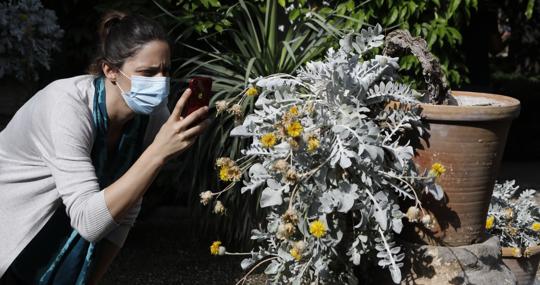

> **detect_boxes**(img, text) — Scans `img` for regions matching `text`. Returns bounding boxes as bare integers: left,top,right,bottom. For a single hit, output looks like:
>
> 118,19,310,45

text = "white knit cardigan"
0,75,169,277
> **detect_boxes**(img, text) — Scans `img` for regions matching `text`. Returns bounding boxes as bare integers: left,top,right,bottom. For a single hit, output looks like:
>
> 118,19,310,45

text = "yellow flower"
217,158,241,182
210,241,221,255
307,137,320,152
245,87,258,97
290,247,302,261
531,222,540,232
512,247,522,257
219,166,230,181
286,121,303,138
309,220,327,238
289,106,299,116
486,215,495,230
430,162,446,177
261,133,277,148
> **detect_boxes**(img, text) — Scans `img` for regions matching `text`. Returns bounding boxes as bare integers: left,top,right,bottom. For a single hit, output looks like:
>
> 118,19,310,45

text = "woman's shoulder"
39,75,97,109
31,75,97,135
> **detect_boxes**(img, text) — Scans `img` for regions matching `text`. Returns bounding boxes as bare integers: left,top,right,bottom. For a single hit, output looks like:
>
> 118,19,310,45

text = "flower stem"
234,257,279,285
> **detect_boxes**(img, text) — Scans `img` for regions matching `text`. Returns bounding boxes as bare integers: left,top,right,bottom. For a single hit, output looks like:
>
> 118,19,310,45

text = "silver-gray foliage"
215,24,443,284
487,180,540,249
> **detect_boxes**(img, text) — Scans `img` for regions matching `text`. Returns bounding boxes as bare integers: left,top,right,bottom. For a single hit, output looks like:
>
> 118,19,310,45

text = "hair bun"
98,10,127,43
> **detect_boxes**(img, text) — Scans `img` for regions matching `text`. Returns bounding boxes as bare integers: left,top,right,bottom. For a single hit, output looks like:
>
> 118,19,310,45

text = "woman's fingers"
177,106,209,131
169,88,192,121
182,118,211,139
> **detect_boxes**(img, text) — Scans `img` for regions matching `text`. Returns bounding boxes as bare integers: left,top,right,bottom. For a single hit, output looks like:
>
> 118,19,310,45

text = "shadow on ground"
101,207,246,285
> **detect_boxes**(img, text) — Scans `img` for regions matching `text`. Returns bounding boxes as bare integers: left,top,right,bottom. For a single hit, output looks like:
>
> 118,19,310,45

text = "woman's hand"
104,89,209,223
149,88,210,163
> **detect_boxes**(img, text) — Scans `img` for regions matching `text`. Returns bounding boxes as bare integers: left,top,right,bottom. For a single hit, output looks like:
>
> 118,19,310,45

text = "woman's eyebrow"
135,64,170,72
135,66,161,72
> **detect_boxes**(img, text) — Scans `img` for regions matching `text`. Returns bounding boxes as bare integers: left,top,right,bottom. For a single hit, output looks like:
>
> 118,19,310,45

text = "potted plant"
487,180,540,285
382,29,521,246
168,0,479,247
200,24,449,284
0,0,63,126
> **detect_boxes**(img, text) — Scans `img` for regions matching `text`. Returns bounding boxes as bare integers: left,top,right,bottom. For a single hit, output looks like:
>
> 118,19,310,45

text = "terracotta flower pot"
502,247,540,285
407,91,520,246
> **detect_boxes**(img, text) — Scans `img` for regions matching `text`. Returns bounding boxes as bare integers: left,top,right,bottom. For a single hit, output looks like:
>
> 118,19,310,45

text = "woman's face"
114,40,171,92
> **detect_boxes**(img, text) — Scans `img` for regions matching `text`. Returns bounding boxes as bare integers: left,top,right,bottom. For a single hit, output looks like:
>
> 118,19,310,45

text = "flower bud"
421,214,432,227
294,240,306,252
213,200,226,215
282,208,299,225
406,206,420,222
218,246,226,256
199,191,213,206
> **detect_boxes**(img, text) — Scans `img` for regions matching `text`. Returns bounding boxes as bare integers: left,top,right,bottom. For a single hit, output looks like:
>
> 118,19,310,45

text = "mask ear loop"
115,69,131,95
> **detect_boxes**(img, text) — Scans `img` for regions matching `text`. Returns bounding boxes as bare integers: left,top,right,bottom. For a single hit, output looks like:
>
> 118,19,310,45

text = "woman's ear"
102,62,118,84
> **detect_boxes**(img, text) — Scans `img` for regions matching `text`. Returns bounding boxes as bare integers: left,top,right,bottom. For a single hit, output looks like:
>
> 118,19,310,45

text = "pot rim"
420,91,521,122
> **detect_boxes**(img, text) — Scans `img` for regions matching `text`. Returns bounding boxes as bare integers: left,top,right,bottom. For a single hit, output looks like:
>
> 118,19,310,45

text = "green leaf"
283,40,297,64
446,0,461,19
208,0,221,7
289,9,300,21
427,31,437,49
525,0,535,19
278,0,286,8
387,7,399,25
244,57,257,86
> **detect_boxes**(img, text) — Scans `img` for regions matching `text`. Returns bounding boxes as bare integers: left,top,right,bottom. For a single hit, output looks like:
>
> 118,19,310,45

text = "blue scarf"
8,76,149,284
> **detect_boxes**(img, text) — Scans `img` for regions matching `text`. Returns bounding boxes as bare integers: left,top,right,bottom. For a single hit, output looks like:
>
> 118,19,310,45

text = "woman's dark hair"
88,11,168,75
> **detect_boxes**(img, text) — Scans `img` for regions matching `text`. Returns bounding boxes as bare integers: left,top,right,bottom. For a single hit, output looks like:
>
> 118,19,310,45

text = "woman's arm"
103,88,209,222
102,143,165,220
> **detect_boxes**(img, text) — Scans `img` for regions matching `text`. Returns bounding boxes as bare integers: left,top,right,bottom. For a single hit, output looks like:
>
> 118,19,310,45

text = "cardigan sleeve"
44,91,119,243
104,198,142,247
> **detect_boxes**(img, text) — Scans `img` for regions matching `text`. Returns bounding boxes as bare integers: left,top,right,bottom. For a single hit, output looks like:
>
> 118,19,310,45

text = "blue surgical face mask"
116,70,170,115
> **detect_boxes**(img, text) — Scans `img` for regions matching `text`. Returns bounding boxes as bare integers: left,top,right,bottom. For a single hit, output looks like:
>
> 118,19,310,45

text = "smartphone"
182,77,213,117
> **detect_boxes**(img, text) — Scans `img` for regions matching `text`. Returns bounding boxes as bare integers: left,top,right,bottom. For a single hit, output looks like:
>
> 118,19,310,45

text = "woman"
0,11,210,284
